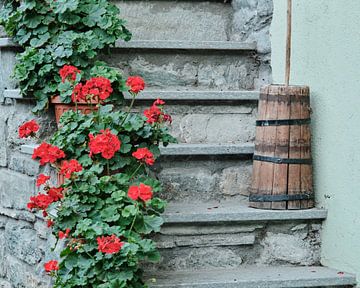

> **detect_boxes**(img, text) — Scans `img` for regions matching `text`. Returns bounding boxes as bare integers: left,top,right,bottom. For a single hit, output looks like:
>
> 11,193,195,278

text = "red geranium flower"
71,83,85,103
97,235,124,254
88,129,121,159
143,99,172,124
47,187,64,201
144,105,162,124
32,142,66,165
44,260,59,272
18,120,39,138
60,160,83,179
126,76,145,94
27,194,54,211
59,65,81,83
58,228,71,239
127,183,153,202
47,219,54,227
82,77,113,101
132,147,155,166
36,174,50,187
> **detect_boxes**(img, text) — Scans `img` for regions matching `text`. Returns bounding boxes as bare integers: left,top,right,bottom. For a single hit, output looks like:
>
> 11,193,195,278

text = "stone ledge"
4,89,259,102
21,143,255,156
163,201,327,224
160,143,254,156
147,266,356,288
0,207,35,223
0,37,257,51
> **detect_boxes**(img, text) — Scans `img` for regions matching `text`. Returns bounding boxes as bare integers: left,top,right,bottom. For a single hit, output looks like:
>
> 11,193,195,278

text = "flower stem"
129,163,142,179
120,92,136,127
128,205,139,234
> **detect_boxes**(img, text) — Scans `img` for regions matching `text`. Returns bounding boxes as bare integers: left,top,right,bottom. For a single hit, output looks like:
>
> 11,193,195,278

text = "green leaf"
135,215,164,234
30,32,50,47
121,205,137,218
53,0,79,14
101,206,120,222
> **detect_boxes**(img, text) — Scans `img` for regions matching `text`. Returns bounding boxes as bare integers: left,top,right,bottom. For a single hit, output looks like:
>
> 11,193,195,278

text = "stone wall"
0,0,274,286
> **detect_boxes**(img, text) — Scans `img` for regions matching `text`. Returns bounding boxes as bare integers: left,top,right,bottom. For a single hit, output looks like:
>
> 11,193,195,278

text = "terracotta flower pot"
50,96,99,126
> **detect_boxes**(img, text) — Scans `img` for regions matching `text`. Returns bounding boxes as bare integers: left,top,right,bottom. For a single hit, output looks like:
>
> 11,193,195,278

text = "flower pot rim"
50,95,100,105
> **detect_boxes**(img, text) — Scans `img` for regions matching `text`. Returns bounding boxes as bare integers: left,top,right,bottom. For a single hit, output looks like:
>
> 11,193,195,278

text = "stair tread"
160,143,255,156
4,89,260,101
147,266,356,287
0,37,257,51
163,200,327,224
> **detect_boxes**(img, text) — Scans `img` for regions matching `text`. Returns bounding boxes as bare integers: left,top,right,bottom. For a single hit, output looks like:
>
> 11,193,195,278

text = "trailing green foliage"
0,0,131,112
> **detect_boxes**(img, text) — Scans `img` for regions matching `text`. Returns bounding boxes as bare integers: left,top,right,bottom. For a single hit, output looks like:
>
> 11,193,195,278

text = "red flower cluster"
71,77,112,102
27,194,54,210
89,129,121,159
36,174,50,187
128,183,153,202
71,83,84,103
60,159,83,178
47,219,54,227
97,235,124,254
18,120,39,138
59,65,81,83
144,99,172,124
59,228,71,239
44,260,59,272
132,148,155,166
126,76,145,94
32,142,66,165
47,187,64,201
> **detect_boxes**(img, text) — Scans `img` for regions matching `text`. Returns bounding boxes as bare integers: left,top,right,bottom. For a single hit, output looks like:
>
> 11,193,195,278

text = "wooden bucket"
249,84,314,210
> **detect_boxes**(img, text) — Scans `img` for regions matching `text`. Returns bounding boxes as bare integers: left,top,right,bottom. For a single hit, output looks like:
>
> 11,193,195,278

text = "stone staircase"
0,0,357,287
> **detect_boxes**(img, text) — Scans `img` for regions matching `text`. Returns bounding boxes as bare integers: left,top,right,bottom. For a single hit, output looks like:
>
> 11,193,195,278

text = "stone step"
21,143,254,201
148,200,327,271
0,38,257,51
146,266,356,288
4,88,260,102
0,38,263,91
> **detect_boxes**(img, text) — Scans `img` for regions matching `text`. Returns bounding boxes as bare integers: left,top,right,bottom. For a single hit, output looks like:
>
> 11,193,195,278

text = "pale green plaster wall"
271,0,360,277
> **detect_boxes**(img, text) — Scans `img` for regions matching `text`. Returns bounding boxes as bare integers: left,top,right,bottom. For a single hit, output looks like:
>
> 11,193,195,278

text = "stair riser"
147,220,322,271
116,1,233,42
153,157,252,202
103,50,259,90
134,103,257,145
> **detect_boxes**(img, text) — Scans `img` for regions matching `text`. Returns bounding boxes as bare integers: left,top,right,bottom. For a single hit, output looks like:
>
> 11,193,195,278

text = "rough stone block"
154,247,243,271
157,167,218,201
105,51,258,90
5,221,43,265
116,1,232,41
258,231,321,266
219,164,253,196
0,230,5,278
0,279,12,288
9,152,40,177
4,255,51,288
0,169,35,210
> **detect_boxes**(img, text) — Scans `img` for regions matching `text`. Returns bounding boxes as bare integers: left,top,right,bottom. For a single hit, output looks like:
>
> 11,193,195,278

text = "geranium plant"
20,69,176,287
0,0,131,112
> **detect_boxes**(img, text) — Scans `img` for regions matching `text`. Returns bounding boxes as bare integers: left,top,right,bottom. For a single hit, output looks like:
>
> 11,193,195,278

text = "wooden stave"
249,85,314,210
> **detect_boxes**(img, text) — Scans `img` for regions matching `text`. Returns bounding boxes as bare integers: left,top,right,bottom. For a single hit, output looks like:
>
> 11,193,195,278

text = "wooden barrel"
249,84,314,210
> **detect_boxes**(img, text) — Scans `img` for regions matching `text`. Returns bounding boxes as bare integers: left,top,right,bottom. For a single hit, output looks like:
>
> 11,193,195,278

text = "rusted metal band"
253,155,312,164
256,118,311,127
249,193,314,202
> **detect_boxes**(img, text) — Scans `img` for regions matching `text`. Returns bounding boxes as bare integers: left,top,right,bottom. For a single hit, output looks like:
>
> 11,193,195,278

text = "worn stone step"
147,200,327,271
21,143,254,201
5,89,258,145
4,88,260,102
0,38,256,51
146,266,356,288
